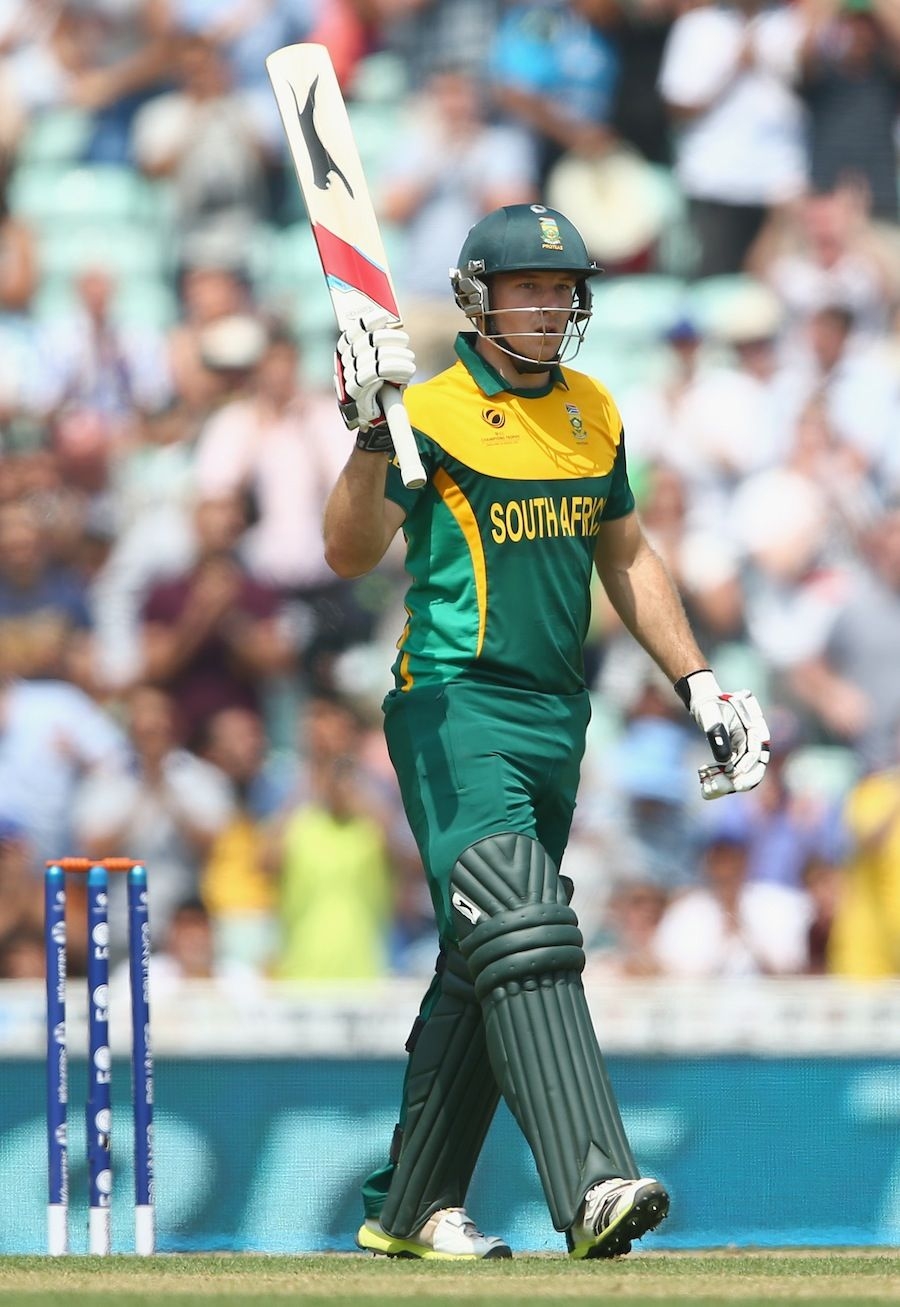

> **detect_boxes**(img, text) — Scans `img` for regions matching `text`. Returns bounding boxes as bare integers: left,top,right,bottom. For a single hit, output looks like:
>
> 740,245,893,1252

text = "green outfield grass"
1,1251,899,1307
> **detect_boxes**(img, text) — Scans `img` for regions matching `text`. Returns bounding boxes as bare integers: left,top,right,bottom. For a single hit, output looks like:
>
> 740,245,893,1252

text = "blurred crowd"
0,0,898,987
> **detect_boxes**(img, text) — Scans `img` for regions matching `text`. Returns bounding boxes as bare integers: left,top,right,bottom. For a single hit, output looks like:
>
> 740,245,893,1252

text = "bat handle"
706,724,732,765
383,386,426,490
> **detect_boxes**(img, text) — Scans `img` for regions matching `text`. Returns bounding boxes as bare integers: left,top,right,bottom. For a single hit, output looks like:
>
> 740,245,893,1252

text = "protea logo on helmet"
538,216,563,251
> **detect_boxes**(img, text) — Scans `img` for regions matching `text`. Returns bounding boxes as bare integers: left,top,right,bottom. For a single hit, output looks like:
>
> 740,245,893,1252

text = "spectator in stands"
92,395,208,692
108,400,197,542
0,1,169,165
748,188,896,342
827,729,900,976
388,846,440,977
0,925,45,979
288,690,400,832
728,467,853,702
622,289,788,530
772,305,899,489
658,0,806,276
567,653,706,949
788,506,900,770
139,491,294,749
379,64,538,377
0,449,98,622
0,159,37,317
636,461,746,658
192,320,373,692
130,28,270,269
0,674,124,873
194,310,268,419
489,0,622,186
609,0,675,165
585,877,668,979
45,264,173,497
77,2,173,166
0,816,43,963
72,684,234,949
0,498,94,683
111,895,262,1002
689,284,789,483
47,264,172,426
152,0,313,139
653,828,812,976
782,398,882,551
0,1,39,161
803,851,843,973
378,0,504,89
274,752,394,980
618,315,707,472
152,894,232,980
199,705,293,972
797,0,900,225
298,0,375,92
151,0,316,223
168,262,259,416
0,160,46,436
605,680,705,893
0,673,124,976
93,311,267,694
309,693,444,979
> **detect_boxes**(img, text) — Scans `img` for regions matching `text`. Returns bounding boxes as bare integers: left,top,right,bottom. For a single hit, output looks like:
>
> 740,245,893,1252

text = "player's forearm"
323,448,396,578
597,542,707,683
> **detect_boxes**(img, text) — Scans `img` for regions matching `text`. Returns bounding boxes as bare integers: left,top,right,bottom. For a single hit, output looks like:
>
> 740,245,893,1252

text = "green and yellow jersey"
384,333,635,696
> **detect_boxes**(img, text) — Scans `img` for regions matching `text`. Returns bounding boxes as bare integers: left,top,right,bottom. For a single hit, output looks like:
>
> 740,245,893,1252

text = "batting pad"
452,833,638,1231
380,947,501,1238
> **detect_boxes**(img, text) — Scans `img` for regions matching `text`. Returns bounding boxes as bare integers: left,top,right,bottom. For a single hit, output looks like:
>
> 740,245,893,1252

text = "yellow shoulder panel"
404,364,623,481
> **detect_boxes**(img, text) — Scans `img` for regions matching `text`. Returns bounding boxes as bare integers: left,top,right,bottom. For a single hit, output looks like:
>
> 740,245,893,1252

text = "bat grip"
706,725,732,765
383,386,426,490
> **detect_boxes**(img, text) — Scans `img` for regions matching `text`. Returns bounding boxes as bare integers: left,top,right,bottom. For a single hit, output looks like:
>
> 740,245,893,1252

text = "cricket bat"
266,43,426,489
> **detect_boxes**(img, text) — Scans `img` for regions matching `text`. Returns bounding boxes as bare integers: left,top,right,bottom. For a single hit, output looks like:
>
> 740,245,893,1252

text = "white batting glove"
674,669,771,801
334,307,416,448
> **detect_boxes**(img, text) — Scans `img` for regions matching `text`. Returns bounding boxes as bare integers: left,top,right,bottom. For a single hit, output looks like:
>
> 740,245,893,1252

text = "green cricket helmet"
450,204,600,365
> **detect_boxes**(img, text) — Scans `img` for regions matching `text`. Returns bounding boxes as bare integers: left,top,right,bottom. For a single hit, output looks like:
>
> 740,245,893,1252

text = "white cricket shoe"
357,1206,512,1259
568,1176,669,1259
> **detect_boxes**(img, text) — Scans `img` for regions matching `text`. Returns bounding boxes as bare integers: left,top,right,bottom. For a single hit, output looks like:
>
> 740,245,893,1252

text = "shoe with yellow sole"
357,1207,512,1259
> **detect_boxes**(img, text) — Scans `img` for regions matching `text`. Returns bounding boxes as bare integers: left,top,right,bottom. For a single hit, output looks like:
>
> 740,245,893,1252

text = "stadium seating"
686,274,776,339
590,276,688,342
9,163,161,229
37,223,169,282
16,108,92,166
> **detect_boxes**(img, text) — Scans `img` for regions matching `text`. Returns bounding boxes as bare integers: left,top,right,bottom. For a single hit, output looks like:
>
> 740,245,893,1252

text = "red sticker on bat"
313,224,399,317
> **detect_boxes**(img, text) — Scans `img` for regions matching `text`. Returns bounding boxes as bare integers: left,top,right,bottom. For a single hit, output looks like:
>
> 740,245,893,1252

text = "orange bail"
46,857,144,873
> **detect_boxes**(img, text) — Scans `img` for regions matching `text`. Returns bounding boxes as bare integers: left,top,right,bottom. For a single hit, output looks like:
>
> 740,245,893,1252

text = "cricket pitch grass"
2,1250,899,1307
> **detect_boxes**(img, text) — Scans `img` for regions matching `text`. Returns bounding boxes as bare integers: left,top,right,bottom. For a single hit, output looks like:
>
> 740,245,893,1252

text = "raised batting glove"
334,307,416,453
674,668,771,801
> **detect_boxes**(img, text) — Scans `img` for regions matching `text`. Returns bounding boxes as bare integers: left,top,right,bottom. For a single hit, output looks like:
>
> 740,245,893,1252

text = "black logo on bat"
291,75,354,197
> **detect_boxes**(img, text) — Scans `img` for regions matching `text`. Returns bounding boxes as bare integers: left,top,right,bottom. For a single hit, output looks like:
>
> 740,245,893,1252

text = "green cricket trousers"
383,680,591,944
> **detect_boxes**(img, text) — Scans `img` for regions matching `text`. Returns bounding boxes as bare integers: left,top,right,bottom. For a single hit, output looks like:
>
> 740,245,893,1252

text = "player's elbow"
323,540,374,579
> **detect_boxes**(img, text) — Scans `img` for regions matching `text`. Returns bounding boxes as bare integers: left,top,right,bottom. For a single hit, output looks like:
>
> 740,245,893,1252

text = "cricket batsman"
323,204,770,1258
